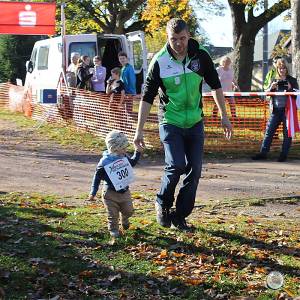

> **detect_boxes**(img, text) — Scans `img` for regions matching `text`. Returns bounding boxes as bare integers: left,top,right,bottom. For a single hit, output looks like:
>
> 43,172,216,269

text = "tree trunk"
232,31,257,91
228,0,290,91
291,0,300,84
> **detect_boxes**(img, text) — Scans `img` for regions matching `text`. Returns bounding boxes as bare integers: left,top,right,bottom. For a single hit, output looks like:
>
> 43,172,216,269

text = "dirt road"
1,118,299,217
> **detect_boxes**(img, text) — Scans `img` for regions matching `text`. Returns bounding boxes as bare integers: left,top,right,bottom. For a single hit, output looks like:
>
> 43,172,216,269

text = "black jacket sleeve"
201,50,221,90
127,151,141,167
142,60,161,105
90,165,105,196
287,75,299,90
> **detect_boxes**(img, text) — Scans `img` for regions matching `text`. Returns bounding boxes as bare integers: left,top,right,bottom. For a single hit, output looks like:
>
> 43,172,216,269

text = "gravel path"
1,118,299,219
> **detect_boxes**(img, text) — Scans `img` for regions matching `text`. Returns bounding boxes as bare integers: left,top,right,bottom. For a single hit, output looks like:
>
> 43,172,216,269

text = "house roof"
253,29,290,62
206,46,233,60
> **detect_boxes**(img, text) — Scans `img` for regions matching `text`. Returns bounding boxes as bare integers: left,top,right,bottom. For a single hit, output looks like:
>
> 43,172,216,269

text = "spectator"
106,67,125,104
106,67,126,129
76,55,93,90
134,18,232,231
212,56,239,119
66,52,80,87
88,130,141,238
252,58,299,162
118,52,136,95
91,56,106,93
263,56,281,91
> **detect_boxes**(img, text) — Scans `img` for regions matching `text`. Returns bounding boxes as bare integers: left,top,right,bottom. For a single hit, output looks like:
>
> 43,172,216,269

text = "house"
207,46,233,62
206,30,291,91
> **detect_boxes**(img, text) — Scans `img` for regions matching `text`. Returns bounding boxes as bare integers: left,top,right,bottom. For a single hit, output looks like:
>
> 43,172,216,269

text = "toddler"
89,130,140,237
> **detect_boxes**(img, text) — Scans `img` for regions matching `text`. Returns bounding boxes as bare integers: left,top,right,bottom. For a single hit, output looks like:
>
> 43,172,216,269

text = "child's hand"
134,143,142,152
88,194,96,201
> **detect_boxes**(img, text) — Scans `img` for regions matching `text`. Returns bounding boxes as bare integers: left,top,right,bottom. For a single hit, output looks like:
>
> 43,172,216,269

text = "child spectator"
118,52,136,95
106,67,125,102
106,68,126,129
91,56,106,93
88,130,141,238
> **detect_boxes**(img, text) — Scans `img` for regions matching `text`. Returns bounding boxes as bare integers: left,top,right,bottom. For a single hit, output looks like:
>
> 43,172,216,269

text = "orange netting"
1,83,300,152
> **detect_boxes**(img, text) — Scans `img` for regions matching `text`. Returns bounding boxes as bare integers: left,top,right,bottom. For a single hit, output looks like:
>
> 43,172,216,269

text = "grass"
0,108,106,152
0,192,299,299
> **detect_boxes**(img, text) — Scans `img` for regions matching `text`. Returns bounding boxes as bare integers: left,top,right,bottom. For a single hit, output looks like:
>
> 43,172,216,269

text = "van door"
25,37,62,101
30,44,51,101
126,31,148,94
98,35,124,83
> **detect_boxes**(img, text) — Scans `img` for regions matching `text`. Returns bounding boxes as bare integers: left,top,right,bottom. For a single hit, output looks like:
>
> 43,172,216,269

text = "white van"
25,31,148,100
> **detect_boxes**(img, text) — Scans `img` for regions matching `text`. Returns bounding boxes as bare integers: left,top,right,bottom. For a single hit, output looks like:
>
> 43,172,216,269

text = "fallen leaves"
79,270,94,278
1,192,299,299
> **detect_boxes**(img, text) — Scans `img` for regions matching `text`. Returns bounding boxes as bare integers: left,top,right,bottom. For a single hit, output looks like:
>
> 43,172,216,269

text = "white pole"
262,0,268,90
61,1,66,72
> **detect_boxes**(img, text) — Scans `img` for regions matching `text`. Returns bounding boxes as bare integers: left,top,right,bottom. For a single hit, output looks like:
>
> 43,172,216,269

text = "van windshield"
68,42,96,64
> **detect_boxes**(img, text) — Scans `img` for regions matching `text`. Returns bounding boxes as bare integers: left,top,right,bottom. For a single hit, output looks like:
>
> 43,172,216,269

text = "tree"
141,0,196,36
61,0,201,35
228,0,290,91
141,0,201,53
291,0,300,83
61,0,146,34
0,35,41,84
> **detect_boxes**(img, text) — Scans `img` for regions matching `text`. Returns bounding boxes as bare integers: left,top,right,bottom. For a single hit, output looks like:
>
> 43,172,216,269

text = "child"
106,67,126,129
89,130,141,238
106,67,125,105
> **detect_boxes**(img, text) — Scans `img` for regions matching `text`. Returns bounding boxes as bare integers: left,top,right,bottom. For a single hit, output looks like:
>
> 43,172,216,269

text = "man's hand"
221,116,233,140
134,131,145,152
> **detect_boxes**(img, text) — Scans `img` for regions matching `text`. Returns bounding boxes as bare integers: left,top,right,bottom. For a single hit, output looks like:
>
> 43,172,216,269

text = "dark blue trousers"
261,107,292,156
157,121,204,218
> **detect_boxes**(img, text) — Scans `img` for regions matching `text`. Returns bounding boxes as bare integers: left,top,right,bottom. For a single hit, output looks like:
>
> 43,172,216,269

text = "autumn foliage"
141,0,193,35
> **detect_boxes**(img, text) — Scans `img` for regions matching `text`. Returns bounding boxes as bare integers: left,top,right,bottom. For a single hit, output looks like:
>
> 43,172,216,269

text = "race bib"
104,157,134,191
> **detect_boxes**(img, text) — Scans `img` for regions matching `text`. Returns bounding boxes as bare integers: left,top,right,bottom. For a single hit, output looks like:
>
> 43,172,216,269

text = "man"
118,52,136,95
66,52,80,87
133,18,232,231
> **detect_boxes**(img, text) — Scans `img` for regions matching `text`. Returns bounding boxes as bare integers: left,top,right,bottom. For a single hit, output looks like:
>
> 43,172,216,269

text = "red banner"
0,1,56,35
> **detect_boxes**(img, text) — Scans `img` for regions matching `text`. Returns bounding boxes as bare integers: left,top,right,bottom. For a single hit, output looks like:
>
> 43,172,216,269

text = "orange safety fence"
1,82,300,152
0,83,10,107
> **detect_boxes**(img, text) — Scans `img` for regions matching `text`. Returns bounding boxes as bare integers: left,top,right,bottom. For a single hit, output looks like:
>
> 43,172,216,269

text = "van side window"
132,40,143,71
69,42,96,64
31,48,38,69
37,46,49,70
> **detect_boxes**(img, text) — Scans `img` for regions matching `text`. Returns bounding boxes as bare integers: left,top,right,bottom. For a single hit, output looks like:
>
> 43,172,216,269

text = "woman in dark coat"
252,58,299,162
76,55,93,90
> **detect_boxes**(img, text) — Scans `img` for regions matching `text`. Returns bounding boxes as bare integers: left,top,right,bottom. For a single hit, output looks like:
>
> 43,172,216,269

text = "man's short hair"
118,51,128,58
166,18,188,34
